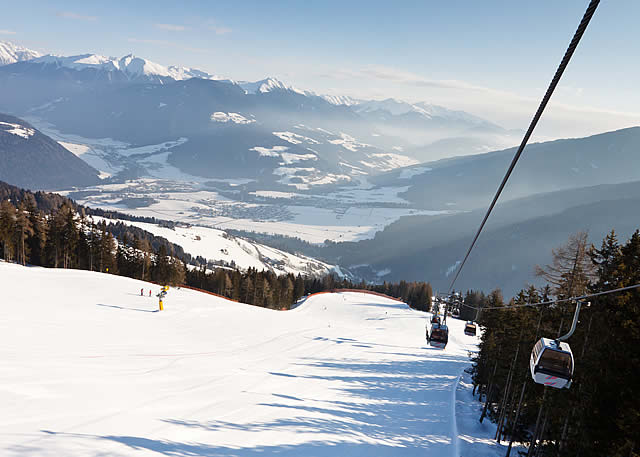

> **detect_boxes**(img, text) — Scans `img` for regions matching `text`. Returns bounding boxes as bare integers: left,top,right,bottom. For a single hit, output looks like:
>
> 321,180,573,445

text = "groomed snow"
0,262,503,456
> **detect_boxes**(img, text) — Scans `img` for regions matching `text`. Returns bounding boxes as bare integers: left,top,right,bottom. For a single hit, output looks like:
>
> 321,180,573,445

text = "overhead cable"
447,0,601,293
458,282,640,311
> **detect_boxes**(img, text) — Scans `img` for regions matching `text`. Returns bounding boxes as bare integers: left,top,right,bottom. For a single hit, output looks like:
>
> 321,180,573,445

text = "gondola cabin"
529,338,574,389
464,321,477,336
428,323,449,348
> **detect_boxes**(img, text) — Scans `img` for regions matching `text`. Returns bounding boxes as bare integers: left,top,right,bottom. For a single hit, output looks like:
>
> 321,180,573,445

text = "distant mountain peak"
26,52,230,83
0,41,41,66
321,94,359,106
238,77,306,95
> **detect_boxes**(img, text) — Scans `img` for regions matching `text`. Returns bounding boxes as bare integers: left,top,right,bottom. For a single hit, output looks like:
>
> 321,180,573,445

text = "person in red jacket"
140,288,144,296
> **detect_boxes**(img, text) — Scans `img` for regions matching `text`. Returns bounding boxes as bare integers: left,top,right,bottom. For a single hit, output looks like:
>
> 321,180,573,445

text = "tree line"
470,230,640,457
0,182,433,311
185,266,432,310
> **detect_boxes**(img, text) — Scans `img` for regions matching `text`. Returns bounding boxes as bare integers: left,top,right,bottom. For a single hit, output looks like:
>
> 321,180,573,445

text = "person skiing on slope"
149,290,152,297
141,288,144,296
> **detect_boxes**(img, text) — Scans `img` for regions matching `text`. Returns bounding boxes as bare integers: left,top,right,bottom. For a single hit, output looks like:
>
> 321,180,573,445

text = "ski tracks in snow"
1,265,492,456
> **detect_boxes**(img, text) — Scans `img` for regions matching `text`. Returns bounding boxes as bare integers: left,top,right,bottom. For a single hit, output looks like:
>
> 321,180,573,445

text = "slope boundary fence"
305,289,406,303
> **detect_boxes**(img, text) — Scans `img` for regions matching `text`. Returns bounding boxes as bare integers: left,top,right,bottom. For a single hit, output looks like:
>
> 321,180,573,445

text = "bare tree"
534,231,595,298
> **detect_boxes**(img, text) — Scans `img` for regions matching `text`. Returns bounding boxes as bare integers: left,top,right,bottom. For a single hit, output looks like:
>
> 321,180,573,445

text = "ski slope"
1,262,504,456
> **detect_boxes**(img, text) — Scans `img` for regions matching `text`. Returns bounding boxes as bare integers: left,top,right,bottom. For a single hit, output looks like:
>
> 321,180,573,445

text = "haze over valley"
1,35,639,294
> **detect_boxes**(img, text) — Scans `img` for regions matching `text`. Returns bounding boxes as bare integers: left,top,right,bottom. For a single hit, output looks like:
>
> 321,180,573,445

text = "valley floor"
1,262,508,456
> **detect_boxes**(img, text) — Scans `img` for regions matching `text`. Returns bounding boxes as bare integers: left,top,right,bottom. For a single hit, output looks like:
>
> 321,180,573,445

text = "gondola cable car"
428,322,449,348
529,301,587,389
464,321,477,336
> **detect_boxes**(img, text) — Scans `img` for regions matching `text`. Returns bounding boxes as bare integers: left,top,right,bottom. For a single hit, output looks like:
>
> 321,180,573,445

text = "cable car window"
538,349,572,377
533,340,543,360
430,328,448,342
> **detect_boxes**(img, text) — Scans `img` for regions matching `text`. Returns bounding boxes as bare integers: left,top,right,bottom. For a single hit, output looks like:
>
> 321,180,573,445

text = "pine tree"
293,274,305,301
60,204,78,269
0,200,16,261
151,244,166,282
14,201,34,265
24,194,46,265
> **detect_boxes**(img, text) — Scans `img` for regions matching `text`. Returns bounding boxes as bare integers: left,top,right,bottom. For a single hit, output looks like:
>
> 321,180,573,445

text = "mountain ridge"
0,40,41,66
0,113,100,189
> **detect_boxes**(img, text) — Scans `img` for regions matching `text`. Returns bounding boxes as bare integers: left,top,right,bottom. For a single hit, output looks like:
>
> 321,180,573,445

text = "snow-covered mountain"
0,41,41,66
322,94,359,106
354,98,500,130
28,53,229,83
238,77,307,95
0,42,517,186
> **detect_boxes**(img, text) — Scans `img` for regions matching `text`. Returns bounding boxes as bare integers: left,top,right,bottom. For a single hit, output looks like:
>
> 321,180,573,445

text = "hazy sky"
3,0,639,140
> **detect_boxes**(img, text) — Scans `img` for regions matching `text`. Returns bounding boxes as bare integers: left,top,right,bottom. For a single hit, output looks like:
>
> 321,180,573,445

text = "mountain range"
304,177,640,296
0,41,41,66
372,127,640,210
0,40,517,191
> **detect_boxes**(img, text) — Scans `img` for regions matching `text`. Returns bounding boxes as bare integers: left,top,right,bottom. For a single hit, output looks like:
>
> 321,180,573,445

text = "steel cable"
447,0,601,293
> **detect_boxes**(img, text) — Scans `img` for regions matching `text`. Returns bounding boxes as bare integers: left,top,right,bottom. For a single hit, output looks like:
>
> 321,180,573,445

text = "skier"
141,288,144,296
149,290,152,297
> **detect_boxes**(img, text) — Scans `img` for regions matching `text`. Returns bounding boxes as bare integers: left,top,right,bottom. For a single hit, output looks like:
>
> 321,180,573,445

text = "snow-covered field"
68,182,447,244
1,262,508,456
86,197,437,243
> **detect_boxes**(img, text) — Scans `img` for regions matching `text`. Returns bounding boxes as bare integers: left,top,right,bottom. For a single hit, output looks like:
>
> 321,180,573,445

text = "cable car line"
446,0,601,294
457,282,640,311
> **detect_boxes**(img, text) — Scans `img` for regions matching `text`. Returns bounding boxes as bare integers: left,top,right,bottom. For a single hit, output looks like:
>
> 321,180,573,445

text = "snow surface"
0,121,36,139
0,262,507,456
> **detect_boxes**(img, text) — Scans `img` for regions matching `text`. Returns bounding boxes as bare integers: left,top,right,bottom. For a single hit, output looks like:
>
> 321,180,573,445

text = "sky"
2,0,640,140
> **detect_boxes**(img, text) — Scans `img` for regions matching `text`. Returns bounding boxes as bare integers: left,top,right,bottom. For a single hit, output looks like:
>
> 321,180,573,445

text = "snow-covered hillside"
96,217,340,276
0,262,506,456
0,41,41,66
